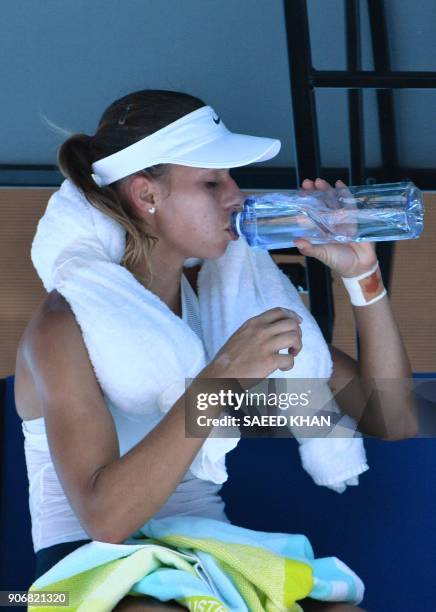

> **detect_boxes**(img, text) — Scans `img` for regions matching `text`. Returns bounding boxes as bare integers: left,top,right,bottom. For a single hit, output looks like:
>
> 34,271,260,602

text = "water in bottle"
230,181,424,250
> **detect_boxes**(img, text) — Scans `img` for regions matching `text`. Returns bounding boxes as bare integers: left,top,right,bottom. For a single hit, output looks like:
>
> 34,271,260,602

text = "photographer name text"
197,414,331,428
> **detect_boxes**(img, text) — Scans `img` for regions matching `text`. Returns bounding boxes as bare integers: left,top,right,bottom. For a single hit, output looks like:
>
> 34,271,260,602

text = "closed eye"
205,181,218,188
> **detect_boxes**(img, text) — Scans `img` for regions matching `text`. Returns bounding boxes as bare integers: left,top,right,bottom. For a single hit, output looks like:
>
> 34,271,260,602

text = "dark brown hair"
58,90,206,286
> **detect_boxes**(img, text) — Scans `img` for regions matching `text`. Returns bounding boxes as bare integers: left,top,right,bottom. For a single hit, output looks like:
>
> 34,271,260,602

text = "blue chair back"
0,376,35,590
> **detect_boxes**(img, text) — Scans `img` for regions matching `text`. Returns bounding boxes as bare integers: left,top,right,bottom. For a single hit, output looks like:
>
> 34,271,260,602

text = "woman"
15,89,417,611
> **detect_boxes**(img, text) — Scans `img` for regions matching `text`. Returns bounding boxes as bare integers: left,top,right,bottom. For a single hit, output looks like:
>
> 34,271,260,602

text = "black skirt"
34,539,91,581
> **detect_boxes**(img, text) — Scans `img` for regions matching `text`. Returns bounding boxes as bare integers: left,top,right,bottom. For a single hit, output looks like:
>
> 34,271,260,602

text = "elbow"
85,514,131,545
81,472,142,544
360,416,418,441
379,413,419,441
92,531,127,545
78,493,123,544
364,389,419,441
381,425,418,441
80,510,116,543
84,504,150,544
81,471,154,544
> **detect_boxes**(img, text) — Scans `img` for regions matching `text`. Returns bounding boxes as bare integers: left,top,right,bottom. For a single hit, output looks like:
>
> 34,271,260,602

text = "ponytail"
58,133,162,287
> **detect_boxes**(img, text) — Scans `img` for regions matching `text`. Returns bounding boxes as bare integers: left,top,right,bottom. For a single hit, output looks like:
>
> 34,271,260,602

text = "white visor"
91,105,281,186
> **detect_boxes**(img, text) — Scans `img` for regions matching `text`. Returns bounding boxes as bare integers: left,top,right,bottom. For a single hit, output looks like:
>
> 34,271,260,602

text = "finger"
313,177,342,210
302,178,315,190
276,353,295,371
257,307,303,325
266,329,302,353
335,179,352,194
294,239,329,263
270,332,302,354
268,318,303,336
294,238,312,250
335,179,355,207
314,177,334,191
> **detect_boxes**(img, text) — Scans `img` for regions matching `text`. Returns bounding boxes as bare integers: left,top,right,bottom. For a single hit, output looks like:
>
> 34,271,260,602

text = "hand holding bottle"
200,307,303,388
294,178,379,278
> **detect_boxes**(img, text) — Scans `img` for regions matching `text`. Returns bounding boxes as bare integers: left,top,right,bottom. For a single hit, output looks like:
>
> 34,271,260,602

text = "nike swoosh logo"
213,115,221,125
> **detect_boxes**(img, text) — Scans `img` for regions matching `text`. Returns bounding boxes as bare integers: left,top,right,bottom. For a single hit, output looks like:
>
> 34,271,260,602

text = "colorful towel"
29,516,364,611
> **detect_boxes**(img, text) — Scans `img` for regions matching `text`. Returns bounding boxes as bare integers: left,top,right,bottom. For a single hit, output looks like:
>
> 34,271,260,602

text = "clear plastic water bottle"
230,181,424,250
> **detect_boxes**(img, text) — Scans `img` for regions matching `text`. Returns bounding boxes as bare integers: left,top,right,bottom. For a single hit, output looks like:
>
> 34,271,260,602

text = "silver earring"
148,206,156,215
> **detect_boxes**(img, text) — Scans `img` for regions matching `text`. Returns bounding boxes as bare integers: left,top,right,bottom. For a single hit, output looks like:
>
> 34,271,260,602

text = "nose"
230,198,244,213
225,196,244,218
219,171,245,215
226,181,245,213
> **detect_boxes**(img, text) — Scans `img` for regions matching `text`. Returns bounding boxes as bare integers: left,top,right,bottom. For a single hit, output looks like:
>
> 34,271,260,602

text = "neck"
130,244,185,316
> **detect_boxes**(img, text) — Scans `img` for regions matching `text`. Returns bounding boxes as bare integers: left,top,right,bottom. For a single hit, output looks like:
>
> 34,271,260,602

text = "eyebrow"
199,168,229,175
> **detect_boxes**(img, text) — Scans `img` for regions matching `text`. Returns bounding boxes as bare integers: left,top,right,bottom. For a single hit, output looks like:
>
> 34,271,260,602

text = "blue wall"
0,0,435,168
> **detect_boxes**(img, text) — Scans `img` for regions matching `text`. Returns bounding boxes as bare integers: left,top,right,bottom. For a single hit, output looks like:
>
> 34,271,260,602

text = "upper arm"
328,344,360,380
328,343,417,440
25,293,119,537
326,343,370,427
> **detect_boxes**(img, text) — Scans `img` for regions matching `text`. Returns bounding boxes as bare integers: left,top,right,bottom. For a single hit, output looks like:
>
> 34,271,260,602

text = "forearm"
354,293,410,377
88,374,238,543
353,293,418,439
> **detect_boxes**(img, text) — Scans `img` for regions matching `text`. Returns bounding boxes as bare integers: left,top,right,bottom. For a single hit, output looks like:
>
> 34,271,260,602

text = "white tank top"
22,274,230,553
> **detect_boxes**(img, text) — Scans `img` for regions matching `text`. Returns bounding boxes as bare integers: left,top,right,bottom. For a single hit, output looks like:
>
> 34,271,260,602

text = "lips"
225,211,240,239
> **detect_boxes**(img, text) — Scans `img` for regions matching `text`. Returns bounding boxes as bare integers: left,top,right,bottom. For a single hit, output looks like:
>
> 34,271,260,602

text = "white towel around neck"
31,179,368,492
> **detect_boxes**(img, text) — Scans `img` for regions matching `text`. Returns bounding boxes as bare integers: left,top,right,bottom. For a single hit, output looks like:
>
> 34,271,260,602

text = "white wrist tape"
341,261,387,307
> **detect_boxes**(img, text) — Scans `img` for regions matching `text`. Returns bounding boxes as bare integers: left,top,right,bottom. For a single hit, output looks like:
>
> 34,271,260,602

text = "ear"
125,174,158,216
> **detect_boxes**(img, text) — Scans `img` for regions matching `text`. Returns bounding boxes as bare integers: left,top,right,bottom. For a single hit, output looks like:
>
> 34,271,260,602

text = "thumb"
294,239,327,262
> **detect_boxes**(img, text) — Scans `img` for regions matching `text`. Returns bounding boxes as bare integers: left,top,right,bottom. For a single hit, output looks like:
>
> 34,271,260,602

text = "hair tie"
118,104,132,126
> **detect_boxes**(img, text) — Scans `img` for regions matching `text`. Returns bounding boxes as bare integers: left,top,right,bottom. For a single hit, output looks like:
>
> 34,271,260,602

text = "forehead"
171,165,230,178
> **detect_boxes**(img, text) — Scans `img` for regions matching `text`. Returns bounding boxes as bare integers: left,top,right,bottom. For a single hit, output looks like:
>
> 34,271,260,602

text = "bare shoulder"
15,290,87,420
31,289,75,328
18,290,78,363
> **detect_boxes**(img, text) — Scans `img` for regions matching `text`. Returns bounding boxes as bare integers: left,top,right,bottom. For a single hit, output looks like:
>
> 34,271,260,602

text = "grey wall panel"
1,0,435,169
0,0,294,166
307,0,347,70
394,90,436,168
384,0,436,71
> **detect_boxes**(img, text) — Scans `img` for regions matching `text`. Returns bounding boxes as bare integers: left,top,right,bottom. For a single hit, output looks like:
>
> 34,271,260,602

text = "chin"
195,241,229,261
